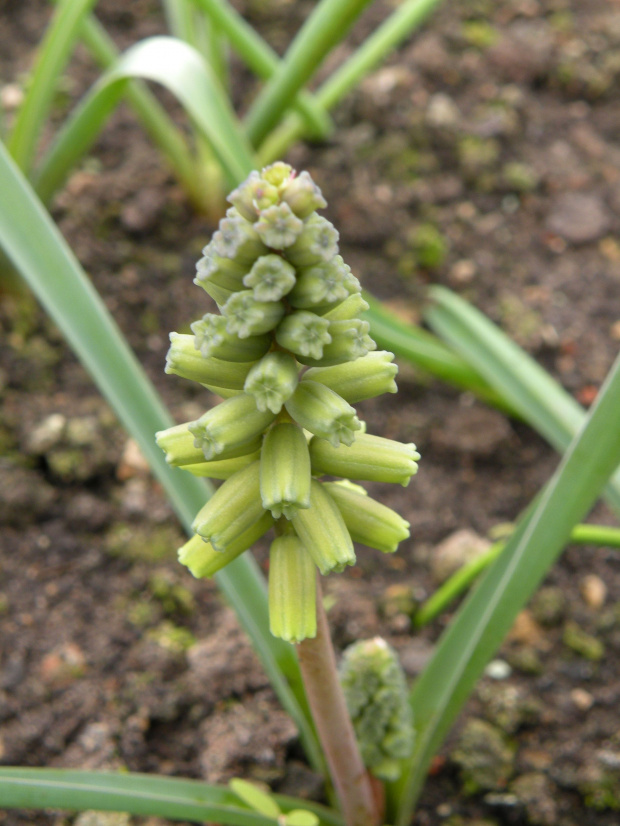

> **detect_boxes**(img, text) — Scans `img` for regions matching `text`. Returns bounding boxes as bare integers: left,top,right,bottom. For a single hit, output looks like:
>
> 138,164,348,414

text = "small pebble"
508,610,544,646
580,574,607,609
26,413,66,454
570,688,594,711
0,83,24,110
450,258,477,283
485,659,512,680
430,528,491,584
117,438,150,481
547,192,611,244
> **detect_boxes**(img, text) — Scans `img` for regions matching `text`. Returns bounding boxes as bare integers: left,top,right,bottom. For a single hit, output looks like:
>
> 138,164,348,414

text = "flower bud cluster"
156,163,420,644
340,637,415,780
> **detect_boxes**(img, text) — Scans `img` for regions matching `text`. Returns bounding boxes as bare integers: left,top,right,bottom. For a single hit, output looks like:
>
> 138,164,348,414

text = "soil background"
1,1,620,824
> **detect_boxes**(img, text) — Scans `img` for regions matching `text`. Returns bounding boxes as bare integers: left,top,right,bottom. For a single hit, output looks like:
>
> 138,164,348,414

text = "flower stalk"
297,579,383,826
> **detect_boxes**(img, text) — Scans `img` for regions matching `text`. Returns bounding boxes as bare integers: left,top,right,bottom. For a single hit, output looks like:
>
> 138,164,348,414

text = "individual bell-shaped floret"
261,161,293,187
260,422,311,519
189,394,276,460
212,208,268,264
304,351,398,404
195,242,247,294
191,314,272,363
227,171,279,221
340,638,415,781
275,311,332,360
291,480,356,574
319,292,367,321
284,214,339,267
179,511,274,578
165,333,258,389
192,460,264,549
180,448,261,479
156,422,261,467
243,254,297,302
280,170,327,218
296,319,376,367
269,534,317,643
285,380,361,448
310,432,420,486
254,202,304,249
323,482,410,553
288,256,351,309
244,352,299,414
223,291,285,339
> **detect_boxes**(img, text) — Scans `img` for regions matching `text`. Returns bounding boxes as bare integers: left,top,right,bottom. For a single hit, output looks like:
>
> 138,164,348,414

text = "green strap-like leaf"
257,0,444,164
191,0,331,138
0,769,343,826
424,285,620,515
46,13,205,210
244,0,373,147
8,0,99,173
0,139,323,777
34,36,254,199
393,346,620,824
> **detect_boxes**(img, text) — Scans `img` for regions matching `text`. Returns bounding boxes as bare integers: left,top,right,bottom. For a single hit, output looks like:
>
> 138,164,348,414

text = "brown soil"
1,1,620,825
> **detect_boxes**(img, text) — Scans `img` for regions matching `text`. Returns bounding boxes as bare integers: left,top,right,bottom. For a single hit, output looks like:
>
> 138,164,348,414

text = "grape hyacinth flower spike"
156,163,420,644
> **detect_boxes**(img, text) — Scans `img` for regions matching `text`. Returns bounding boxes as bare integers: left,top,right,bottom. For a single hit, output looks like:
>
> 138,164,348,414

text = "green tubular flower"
285,380,361,448
260,422,311,518
227,171,279,221
281,170,327,218
284,214,340,267
181,448,261,479
291,480,356,574
275,311,332,360
262,161,293,187
195,242,247,282
310,432,420,486
288,256,350,309
244,352,299,414
191,314,271,363
156,422,205,466
254,202,304,249
179,511,274,578
340,637,415,781
212,208,267,264
157,422,263,466
296,319,376,367
303,351,398,403
195,248,246,295
165,333,257,389
320,293,368,321
188,394,276,460
223,291,285,339
198,282,236,308
200,384,242,399
269,535,317,643
192,460,264,548
323,482,410,553
243,254,297,302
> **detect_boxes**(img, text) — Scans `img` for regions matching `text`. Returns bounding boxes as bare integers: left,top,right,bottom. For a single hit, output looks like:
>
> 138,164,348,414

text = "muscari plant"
155,162,419,825
2,118,620,826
